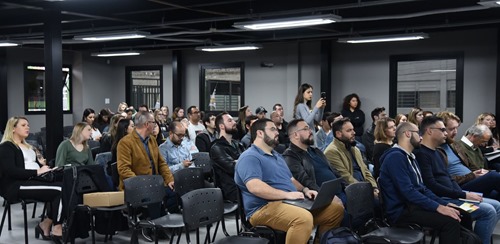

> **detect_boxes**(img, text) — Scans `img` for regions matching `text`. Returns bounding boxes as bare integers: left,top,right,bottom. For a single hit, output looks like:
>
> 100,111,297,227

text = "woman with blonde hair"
408,107,424,127
236,105,252,140
0,117,64,240
394,113,408,126
55,122,95,167
117,102,128,113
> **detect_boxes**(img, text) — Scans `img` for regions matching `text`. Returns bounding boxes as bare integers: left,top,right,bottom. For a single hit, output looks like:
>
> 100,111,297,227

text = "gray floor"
2,199,500,244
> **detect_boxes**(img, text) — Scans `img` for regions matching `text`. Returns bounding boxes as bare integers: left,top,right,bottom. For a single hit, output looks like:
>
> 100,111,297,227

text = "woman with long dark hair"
111,119,134,163
341,93,365,141
293,83,326,132
82,108,102,141
0,117,64,240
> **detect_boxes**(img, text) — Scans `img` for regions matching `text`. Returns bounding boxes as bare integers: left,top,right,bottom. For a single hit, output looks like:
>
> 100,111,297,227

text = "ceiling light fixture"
233,14,341,30
338,33,429,44
195,44,262,52
430,69,456,72
0,41,20,47
74,31,149,41
91,51,142,57
477,1,500,7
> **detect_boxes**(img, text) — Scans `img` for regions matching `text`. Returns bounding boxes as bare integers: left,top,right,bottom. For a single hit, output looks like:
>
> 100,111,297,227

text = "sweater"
55,140,94,167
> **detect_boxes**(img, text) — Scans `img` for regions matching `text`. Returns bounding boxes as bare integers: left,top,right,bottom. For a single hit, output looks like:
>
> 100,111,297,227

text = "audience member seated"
394,113,408,126
195,113,217,153
0,116,64,240
379,122,461,244
408,107,424,128
321,112,343,151
55,122,95,167
210,112,244,202
415,116,500,244
95,108,113,133
315,112,331,150
241,115,258,149
172,106,184,121
159,120,194,173
186,106,206,141
324,118,378,198
82,108,102,141
154,109,169,138
235,119,344,244
273,103,289,129
255,106,268,120
111,119,134,163
475,113,500,171
372,117,396,179
341,93,365,141
271,111,290,148
152,121,166,145
361,107,386,164
236,105,252,140
117,102,128,114
99,113,125,153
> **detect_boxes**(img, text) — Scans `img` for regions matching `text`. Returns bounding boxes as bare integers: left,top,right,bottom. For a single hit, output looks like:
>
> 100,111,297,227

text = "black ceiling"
1,0,500,52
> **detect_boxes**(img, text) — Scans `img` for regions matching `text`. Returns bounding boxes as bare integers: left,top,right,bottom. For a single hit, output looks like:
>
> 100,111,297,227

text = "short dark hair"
327,112,342,127
169,120,183,133
322,111,331,121
371,107,385,121
202,112,215,126
272,103,282,111
331,117,351,139
251,118,272,143
245,115,258,127
287,119,305,135
139,104,149,110
420,115,443,134
215,112,229,133
187,106,197,114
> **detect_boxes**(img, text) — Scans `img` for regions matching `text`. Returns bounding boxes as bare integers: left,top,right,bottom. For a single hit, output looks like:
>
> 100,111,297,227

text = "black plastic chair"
236,188,286,244
345,182,424,244
0,198,38,244
124,175,184,244
181,188,268,244
191,152,214,182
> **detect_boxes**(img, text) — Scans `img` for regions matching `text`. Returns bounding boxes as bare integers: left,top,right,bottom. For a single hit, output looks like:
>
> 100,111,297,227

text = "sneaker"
141,228,154,242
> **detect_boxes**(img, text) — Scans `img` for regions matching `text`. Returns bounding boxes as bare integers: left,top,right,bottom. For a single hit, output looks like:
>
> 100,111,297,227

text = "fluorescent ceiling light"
430,69,456,73
338,33,429,44
233,14,340,30
195,44,262,52
74,31,149,41
91,51,142,57
477,1,500,7
0,41,19,47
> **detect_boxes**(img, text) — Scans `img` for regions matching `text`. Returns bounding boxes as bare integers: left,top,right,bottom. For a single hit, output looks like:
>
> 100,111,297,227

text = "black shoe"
141,228,154,242
34,223,51,240
50,234,63,244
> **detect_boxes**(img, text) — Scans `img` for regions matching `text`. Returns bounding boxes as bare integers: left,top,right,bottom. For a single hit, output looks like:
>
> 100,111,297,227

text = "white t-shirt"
187,122,206,141
21,146,39,170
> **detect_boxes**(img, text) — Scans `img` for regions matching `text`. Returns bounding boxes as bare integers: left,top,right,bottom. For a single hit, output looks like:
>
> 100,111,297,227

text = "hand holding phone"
320,92,327,100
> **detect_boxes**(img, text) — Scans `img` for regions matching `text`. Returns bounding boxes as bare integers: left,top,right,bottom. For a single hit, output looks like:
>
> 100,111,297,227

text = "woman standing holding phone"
293,83,326,145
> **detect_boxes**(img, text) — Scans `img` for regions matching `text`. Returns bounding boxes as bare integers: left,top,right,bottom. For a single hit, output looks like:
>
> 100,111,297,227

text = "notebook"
283,178,342,211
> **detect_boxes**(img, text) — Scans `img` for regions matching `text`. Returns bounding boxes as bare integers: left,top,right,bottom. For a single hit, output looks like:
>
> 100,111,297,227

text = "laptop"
283,178,342,211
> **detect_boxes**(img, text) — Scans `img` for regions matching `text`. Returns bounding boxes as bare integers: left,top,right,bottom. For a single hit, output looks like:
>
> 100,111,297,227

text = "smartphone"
320,92,327,100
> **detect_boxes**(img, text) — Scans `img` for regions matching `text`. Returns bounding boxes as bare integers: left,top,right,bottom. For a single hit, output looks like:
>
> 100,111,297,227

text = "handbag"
31,166,64,182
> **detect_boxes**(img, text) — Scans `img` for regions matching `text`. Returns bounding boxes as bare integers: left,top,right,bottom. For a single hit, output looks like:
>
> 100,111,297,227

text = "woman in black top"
0,117,63,240
111,119,134,163
341,93,365,141
372,117,396,178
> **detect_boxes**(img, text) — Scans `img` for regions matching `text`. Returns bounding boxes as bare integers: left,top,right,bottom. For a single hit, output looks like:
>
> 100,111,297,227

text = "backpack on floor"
320,227,362,244
460,226,481,244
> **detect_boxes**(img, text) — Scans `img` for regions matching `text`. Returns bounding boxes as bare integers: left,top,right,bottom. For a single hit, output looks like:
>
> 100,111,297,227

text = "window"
389,53,464,118
199,62,244,115
24,64,72,114
125,66,162,109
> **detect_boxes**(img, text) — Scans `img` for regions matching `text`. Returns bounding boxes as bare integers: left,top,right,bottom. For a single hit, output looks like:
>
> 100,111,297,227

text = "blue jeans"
447,197,500,244
461,171,500,200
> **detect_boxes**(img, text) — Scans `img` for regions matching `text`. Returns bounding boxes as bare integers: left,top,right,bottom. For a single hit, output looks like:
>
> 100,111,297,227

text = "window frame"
125,65,163,109
389,52,464,119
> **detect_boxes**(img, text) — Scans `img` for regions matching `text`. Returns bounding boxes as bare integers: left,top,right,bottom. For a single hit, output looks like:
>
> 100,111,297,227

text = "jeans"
249,201,344,244
447,197,500,244
461,171,500,200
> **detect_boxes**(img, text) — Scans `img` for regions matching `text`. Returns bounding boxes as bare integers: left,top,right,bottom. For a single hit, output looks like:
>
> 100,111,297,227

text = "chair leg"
31,202,37,218
22,201,29,244
88,209,95,244
7,201,12,231
0,202,9,236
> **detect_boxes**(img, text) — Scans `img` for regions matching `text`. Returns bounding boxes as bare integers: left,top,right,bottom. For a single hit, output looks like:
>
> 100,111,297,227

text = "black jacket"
0,141,38,201
209,136,244,202
282,142,340,191
195,131,216,153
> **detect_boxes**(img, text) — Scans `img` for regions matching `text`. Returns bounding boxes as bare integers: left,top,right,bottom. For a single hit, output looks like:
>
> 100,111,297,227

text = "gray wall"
4,28,497,137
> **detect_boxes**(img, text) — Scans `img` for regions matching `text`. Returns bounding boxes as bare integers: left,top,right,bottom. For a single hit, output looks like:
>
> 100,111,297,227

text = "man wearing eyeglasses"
235,118,344,244
415,116,500,244
187,106,206,142
378,122,461,244
159,120,193,173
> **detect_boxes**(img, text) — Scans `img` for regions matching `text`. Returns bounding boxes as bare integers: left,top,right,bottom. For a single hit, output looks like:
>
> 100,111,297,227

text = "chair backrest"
173,167,205,197
192,152,214,181
236,187,254,231
123,175,166,208
76,169,100,194
95,152,112,167
110,162,119,189
345,182,375,228
181,188,224,231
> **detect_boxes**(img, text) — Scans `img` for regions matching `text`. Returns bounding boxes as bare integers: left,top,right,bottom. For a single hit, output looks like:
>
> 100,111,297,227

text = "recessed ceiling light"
0,41,20,47
233,14,341,31
195,44,262,52
74,31,149,41
338,33,429,44
91,51,142,57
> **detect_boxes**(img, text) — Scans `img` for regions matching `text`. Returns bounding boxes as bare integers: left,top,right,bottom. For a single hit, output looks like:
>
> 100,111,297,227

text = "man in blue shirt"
379,122,461,244
235,119,343,244
159,120,193,173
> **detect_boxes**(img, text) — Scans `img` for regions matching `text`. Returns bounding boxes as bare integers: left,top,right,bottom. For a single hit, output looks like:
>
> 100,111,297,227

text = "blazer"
117,131,174,190
324,138,377,188
0,141,38,201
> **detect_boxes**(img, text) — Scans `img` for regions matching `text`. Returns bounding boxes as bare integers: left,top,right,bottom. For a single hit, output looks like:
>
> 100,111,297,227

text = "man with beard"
324,118,378,196
235,118,344,244
210,112,245,202
415,116,500,244
378,122,461,244
436,111,500,200
159,120,193,173
283,119,342,192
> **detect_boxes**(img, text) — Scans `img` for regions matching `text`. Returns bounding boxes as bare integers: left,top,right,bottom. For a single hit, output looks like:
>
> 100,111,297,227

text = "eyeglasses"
293,127,311,134
430,127,447,132
174,132,185,139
